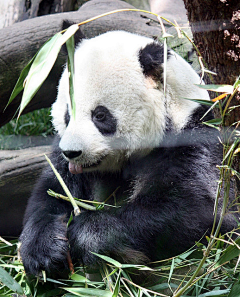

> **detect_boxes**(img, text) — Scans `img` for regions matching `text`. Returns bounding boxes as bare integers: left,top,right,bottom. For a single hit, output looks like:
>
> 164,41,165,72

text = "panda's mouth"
82,159,103,169
68,159,103,174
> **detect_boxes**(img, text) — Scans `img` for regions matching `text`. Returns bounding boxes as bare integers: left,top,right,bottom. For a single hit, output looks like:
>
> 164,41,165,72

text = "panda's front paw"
19,215,69,276
67,214,101,267
68,212,128,267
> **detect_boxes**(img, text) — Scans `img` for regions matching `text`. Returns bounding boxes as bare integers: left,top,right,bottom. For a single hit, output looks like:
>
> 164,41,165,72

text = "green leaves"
228,282,240,297
66,34,76,119
8,24,79,119
196,84,234,93
63,287,112,297
198,289,230,296
18,33,62,118
0,266,24,294
203,118,222,129
216,238,240,266
183,98,216,106
112,270,121,297
91,252,122,268
6,55,36,110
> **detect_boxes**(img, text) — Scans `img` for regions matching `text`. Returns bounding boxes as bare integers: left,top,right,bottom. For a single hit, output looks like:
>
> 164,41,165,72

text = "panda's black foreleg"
19,211,70,276
67,210,137,267
19,158,78,276
66,194,219,268
67,201,164,268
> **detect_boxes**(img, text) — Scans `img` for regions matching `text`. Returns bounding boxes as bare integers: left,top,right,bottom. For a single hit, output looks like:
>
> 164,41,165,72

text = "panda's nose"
62,150,82,159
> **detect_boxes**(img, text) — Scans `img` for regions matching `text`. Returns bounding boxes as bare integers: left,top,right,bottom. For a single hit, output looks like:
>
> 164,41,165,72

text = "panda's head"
51,30,209,174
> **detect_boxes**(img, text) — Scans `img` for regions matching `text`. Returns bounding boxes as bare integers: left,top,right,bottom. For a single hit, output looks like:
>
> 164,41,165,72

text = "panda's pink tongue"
68,162,83,174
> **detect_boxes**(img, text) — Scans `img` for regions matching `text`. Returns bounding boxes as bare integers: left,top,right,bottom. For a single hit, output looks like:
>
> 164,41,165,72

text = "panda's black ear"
139,42,169,80
61,20,86,53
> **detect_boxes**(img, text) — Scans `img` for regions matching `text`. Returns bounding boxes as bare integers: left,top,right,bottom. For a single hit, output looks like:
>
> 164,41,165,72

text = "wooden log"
0,145,52,236
0,0,161,127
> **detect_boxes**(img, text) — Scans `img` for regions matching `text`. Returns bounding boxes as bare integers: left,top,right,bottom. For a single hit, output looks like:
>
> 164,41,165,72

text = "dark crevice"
25,0,31,10
37,0,61,16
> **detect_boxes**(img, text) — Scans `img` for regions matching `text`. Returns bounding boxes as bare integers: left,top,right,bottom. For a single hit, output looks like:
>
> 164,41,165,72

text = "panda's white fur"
51,31,209,172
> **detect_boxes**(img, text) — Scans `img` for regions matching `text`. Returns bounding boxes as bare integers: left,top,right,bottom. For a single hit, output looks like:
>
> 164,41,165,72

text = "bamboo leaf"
61,24,79,44
233,75,240,89
63,287,112,297
204,118,222,124
67,212,74,227
91,252,122,268
203,118,222,128
212,93,228,102
18,24,79,118
228,282,240,297
196,84,234,93
198,289,230,296
137,288,143,297
5,55,36,109
168,258,175,284
183,98,215,106
216,238,240,266
5,33,59,109
71,273,90,283
121,264,153,270
0,266,24,294
18,33,63,118
66,34,76,119
200,100,219,121
112,270,121,297
222,138,239,163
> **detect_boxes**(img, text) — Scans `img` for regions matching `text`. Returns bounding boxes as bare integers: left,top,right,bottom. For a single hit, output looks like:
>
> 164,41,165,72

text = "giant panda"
19,29,237,276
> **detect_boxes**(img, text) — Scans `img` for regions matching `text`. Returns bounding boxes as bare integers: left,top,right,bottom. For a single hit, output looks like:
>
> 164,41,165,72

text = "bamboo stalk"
47,189,96,211
45,154,81,216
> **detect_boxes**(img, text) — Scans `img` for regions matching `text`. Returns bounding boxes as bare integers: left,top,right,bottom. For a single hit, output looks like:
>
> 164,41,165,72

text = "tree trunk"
182,0,240,194
183,0,239,110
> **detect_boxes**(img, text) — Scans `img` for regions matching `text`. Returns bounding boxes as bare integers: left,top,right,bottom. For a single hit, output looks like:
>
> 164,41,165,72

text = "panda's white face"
51,31,209,173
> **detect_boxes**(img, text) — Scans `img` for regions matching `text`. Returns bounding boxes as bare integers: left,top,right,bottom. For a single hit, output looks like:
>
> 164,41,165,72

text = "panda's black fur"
19,27,238,276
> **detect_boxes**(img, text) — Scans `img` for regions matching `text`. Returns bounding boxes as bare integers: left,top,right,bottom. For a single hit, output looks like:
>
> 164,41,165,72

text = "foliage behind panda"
19,29,237,275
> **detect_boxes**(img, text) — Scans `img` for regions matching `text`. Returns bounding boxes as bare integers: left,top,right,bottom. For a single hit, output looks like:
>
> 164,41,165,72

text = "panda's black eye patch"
91,106,117,136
